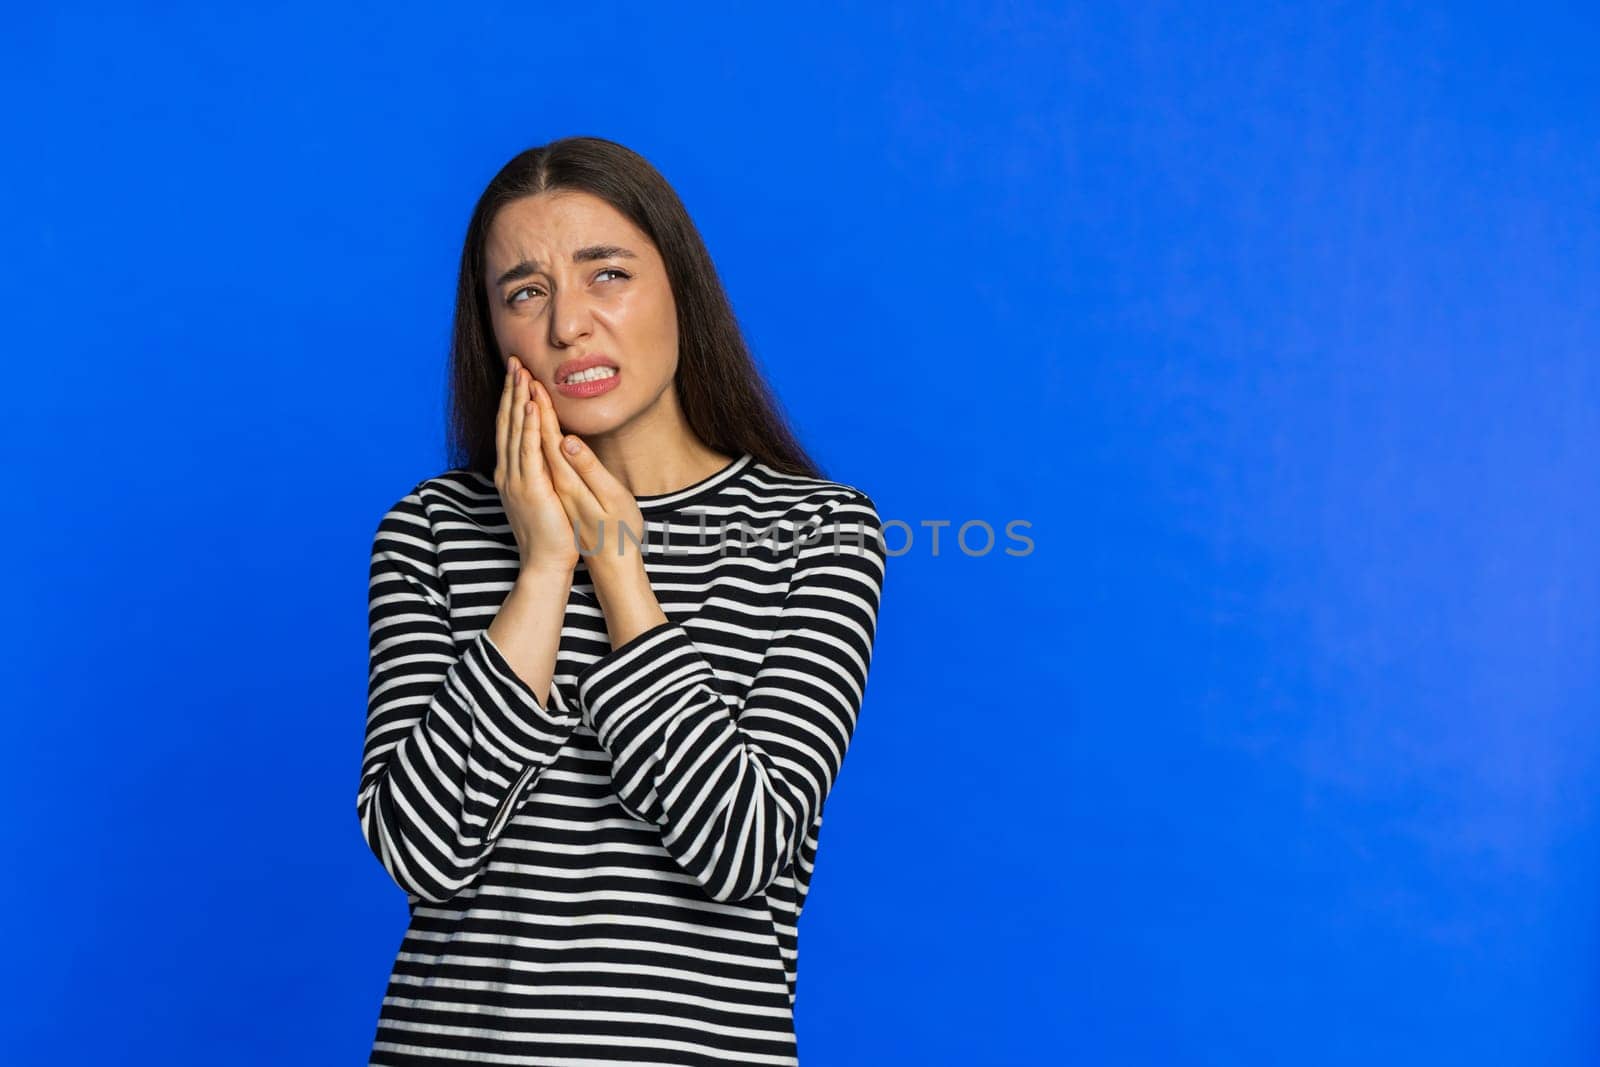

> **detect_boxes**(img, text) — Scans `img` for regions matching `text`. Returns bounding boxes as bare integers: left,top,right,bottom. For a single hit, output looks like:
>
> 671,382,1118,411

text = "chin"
550,397,636,437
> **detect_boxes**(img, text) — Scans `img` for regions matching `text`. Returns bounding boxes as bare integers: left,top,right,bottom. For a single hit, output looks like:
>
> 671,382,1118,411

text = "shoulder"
412,468,501,521
371,467,501,550
738,463,886,571
740,460,882,528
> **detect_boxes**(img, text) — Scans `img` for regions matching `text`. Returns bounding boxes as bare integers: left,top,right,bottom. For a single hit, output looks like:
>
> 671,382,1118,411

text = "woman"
357,136,888,1066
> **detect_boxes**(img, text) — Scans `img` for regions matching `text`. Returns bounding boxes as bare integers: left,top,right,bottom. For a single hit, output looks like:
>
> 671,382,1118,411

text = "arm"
575,490,888,903
356,486,581,903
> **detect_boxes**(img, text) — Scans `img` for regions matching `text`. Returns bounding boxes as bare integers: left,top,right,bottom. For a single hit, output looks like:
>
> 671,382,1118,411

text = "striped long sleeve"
357,488,581,903
574,491,887,904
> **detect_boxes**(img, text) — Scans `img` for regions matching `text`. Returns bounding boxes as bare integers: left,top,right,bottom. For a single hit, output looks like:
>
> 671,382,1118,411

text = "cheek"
489,306,534,353
627,287,678,353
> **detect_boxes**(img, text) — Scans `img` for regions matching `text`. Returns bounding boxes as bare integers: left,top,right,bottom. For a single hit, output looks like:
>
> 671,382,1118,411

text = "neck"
605,443,736,498
583,424,733,498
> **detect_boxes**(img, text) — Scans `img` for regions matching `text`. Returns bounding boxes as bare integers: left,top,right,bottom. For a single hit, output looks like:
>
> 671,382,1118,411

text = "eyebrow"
493,245,639,288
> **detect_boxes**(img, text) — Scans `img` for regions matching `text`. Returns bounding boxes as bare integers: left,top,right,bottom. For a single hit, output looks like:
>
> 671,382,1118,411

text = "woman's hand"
527,377,648,575
496,356,581,577
528,380,666,648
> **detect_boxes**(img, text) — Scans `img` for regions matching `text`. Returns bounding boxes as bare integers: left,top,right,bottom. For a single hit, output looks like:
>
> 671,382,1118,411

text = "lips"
554,354,619,384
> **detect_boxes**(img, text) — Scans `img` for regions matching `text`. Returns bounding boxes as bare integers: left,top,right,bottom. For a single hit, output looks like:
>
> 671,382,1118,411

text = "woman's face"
483,190,680,438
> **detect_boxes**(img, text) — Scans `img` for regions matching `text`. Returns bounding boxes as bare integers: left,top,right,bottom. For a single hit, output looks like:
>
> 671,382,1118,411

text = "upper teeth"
564,366,617,384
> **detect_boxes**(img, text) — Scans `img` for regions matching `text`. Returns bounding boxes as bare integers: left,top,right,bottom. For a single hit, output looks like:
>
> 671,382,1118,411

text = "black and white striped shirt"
357,451,887,1065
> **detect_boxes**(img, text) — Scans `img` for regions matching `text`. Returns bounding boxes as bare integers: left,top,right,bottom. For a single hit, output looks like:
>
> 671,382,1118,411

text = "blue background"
6,3,1597,1064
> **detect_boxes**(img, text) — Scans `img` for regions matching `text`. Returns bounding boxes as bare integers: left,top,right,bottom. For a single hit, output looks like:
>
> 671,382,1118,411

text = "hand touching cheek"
528,378,649,573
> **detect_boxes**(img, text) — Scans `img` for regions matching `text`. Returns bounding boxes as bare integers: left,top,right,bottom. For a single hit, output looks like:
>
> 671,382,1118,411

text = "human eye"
506,284,544,307
597,268,630,282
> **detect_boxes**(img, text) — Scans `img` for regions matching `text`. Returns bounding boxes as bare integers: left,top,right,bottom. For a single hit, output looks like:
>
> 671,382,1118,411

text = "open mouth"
561,366,619,385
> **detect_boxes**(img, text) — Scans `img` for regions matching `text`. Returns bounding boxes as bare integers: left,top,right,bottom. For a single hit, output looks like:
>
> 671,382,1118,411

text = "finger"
536,382,618,504
531,381,594,548
519,370,545,488
533,380,600,510
508,362,527,490
552,429,610,503
496,356,516,487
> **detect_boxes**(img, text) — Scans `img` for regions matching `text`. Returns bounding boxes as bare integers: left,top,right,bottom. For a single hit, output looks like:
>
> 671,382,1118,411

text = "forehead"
484,191,644,266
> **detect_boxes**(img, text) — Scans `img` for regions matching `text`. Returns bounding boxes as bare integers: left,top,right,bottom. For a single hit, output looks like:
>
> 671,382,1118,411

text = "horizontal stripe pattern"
357,452,887,1065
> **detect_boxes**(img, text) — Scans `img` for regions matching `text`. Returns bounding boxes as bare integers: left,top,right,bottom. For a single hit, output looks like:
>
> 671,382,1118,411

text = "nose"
547,286,593,349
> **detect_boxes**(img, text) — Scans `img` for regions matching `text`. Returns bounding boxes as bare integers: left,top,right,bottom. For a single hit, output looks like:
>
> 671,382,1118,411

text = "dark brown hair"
445,136,822,481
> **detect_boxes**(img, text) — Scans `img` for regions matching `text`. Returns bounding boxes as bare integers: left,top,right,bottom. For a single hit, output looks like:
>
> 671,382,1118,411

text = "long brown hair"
445,136,822,481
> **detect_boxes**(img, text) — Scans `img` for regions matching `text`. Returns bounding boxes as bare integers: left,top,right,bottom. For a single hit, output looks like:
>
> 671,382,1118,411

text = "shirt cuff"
474,628,580,749
575,620,717,745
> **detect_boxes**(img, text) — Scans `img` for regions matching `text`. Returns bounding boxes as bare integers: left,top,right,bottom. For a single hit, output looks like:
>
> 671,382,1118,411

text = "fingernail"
564,436,580,454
